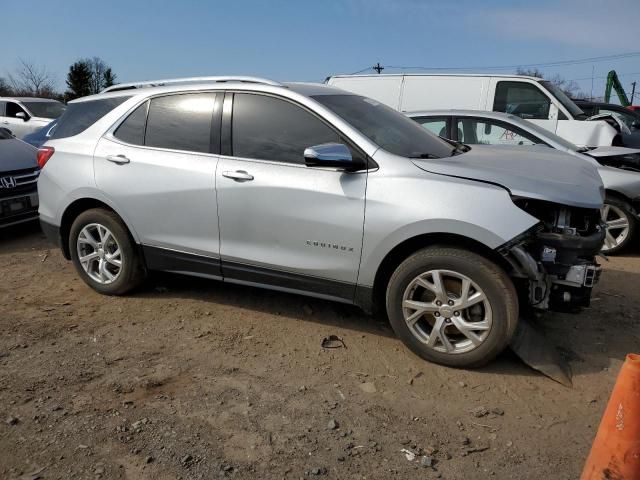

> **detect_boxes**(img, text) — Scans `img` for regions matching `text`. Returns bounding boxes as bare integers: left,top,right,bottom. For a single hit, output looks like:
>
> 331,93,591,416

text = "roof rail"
102,76,282,93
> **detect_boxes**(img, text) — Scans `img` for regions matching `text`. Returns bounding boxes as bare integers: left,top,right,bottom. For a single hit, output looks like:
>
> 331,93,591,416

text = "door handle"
222,170,254,181
106,154,130,165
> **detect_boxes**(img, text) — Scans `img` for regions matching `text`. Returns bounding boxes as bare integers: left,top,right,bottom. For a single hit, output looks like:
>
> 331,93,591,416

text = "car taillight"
37,146,55,169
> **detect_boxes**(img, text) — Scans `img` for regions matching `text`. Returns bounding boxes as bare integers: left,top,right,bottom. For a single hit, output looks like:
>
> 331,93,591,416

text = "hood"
411,144,604,209
0,137,37,171
587,146,640,157
586,145,640,172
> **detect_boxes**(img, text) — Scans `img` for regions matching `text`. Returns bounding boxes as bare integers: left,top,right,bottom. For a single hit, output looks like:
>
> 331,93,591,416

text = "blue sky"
4,0,640,101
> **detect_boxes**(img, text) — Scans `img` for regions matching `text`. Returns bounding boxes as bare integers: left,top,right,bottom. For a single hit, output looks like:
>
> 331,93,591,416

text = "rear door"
216,92,367,301
94,92,223,276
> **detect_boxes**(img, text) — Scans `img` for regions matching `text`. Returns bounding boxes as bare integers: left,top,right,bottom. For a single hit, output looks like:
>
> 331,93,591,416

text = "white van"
326,74,619,148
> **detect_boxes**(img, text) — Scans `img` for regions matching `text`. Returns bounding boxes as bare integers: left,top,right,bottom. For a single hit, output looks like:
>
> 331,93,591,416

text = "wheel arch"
362,232,513,315
59,198,138,260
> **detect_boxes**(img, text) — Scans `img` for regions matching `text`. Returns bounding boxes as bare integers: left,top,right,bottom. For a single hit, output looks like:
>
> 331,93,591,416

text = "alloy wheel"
601,204,630,252
76,223,123,284
401,269,493,354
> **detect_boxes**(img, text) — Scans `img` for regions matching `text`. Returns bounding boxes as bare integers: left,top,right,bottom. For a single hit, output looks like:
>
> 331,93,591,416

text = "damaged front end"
501,199,605,313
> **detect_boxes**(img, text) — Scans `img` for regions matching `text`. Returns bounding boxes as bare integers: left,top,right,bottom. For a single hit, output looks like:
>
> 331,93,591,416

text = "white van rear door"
400,76,489,112
327,76,403,110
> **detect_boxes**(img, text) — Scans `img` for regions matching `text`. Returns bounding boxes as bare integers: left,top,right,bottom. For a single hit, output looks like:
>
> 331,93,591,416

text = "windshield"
539,81,587,119
22,101,66,119
312,94,456,158
508,114,581,151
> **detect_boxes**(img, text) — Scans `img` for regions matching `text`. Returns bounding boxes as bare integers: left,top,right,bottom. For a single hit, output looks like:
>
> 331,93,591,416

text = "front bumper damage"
502,203,605,313
499,202,605,386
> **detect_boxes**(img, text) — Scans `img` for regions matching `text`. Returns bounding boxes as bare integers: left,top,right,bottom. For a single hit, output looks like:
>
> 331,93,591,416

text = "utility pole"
631,81,637,105
373,62,384,74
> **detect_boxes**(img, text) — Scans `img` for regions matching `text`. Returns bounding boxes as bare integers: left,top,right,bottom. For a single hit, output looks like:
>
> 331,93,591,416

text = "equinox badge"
306,240,354,252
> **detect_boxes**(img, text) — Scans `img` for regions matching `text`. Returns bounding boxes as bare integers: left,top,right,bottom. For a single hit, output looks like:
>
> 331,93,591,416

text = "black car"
0,128,39,227
573,100,640,148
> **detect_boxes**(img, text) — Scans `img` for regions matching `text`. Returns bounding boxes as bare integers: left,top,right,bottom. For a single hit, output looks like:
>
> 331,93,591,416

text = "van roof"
327,73,544,82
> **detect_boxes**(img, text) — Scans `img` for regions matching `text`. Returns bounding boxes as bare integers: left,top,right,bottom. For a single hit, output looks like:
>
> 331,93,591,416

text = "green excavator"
604,70,632,106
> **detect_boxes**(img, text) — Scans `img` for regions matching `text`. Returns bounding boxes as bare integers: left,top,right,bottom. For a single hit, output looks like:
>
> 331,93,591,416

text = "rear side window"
232,93,340,164
114,101,148,145
493,82,550,120
51,97,129,139
145,93,216,153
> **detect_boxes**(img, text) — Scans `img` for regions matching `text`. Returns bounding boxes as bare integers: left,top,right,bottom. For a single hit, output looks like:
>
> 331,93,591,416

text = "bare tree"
516,67,583,99
7,58,56,96
87,57,108,95
0,77,12,95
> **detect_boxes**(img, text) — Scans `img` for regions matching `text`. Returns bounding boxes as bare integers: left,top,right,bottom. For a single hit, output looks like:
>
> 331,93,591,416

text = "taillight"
37,146,55,169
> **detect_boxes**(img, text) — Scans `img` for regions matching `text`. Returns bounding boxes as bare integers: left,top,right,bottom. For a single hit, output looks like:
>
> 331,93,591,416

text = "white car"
0,97,66,139
326,74,621,148
407,109,640,254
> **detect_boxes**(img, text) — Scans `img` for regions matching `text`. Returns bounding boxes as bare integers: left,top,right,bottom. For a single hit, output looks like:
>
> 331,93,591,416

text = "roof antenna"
373,62,384,74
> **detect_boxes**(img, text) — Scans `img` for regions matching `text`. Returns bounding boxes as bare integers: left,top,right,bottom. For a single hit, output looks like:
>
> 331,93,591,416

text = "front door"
490,80,558,135
94,92,222,276
216,92,367,301
2,101,31,138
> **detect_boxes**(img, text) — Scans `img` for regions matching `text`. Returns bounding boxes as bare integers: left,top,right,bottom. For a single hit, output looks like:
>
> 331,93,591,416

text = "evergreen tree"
103,68,117,89
65,61,92,100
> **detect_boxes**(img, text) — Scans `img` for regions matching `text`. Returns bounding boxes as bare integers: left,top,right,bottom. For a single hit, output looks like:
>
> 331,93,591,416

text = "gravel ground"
1,222,638,480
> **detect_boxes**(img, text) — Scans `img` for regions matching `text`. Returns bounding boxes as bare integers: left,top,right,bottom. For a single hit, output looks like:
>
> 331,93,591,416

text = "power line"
377,51,640,72
570,71,640,82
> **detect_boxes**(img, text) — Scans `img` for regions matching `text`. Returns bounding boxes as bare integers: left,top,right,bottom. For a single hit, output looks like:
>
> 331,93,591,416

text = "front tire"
386,247,518,368
69,208,145,295
601,197,636,255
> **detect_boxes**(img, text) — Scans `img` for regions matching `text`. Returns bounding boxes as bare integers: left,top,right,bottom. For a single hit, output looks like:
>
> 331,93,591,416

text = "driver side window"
6,102,28,119
493,82,551,120
456,118,540,146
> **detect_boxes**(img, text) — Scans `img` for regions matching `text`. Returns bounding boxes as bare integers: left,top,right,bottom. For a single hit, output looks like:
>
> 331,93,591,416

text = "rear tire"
386,247,518,368
69,208,145,295
601,196,636,255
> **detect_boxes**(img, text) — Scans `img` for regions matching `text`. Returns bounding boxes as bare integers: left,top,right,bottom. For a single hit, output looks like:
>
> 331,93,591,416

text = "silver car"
408,110,640,254
37,77,605,368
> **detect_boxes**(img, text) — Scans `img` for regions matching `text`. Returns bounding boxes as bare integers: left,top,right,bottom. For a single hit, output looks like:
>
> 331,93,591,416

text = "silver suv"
37,77,605,368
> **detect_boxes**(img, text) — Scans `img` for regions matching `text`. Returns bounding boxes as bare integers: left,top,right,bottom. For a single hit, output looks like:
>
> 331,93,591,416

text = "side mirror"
304,143,358,170
15,112,28,121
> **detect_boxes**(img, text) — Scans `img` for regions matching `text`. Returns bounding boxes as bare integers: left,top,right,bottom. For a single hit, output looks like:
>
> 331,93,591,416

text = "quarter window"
493,82,551,120
232,93,340,164
114,101,148,146
145,93,217,153
456,118,540,146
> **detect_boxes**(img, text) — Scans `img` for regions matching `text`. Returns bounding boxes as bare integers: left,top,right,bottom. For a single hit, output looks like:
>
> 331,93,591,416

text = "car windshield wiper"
408,152,440,159
441,138,471,156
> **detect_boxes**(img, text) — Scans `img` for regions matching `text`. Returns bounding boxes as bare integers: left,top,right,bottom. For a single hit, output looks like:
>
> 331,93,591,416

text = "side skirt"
142,245,367,307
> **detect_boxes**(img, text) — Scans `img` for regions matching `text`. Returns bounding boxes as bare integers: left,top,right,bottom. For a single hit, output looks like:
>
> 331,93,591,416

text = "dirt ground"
1,222,638,480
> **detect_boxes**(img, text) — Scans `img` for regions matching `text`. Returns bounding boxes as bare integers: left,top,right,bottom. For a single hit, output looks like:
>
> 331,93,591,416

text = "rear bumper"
40,219,62,249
